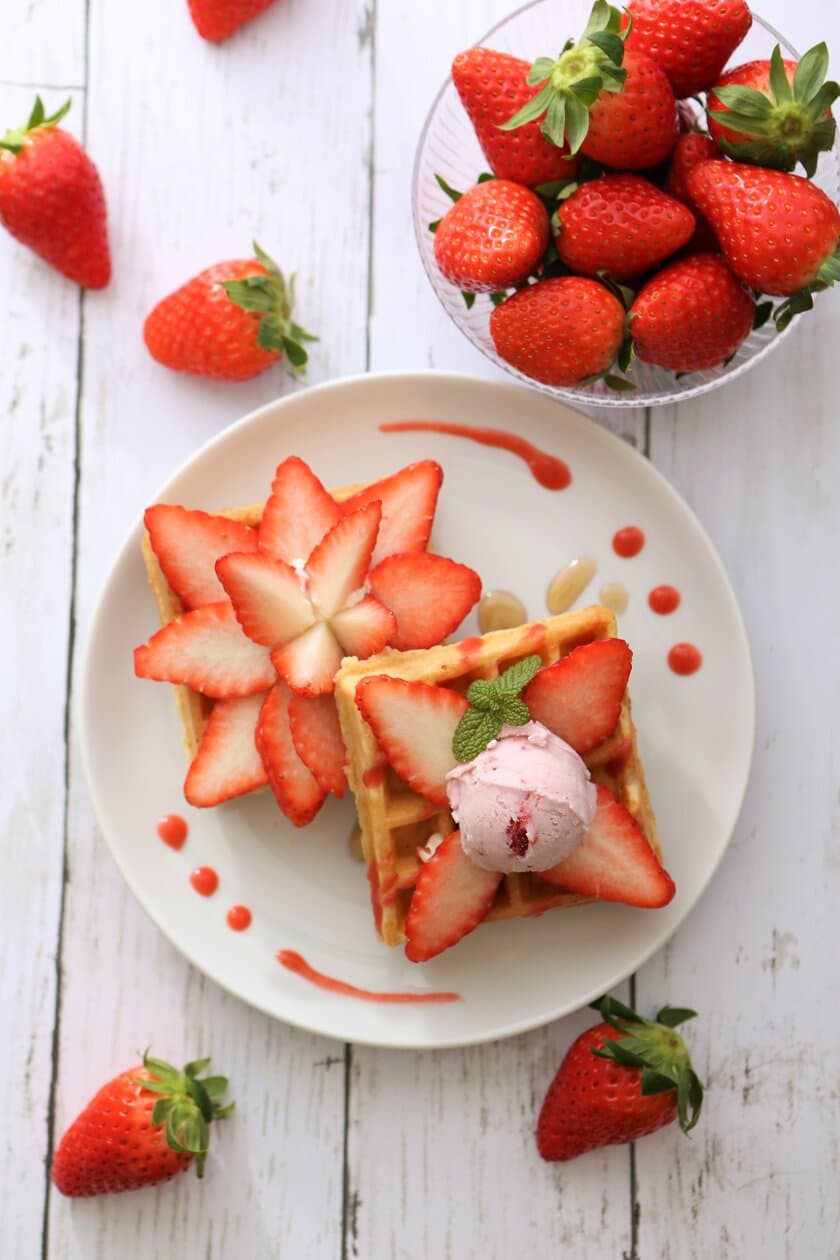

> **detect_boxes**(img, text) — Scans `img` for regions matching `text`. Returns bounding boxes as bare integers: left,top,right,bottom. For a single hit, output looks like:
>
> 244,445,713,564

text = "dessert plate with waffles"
80,370,754,1048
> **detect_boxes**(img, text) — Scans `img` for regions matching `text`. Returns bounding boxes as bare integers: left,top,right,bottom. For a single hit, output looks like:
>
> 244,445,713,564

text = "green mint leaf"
452,708,502,762
495,654,542,695
466,679,495,710
499,695,530,726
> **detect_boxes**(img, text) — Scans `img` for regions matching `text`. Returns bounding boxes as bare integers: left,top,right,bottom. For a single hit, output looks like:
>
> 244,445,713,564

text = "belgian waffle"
334,606,660,947
140,486,361,760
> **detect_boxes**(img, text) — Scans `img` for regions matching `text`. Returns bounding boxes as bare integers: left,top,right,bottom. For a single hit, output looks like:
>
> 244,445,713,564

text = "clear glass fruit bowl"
412,0,839,408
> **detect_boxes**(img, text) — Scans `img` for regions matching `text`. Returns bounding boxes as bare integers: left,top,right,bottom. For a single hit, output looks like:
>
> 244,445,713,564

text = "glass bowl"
412,0,839,408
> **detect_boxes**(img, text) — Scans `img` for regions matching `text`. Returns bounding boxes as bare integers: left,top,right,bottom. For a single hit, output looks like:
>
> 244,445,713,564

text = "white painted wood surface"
1,1,838,1257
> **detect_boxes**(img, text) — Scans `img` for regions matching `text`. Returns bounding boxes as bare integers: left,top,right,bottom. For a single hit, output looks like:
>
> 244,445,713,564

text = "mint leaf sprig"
452,654,542,762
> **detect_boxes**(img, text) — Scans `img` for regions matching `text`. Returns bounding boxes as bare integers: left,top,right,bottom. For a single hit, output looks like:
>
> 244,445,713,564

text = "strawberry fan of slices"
135,456,481,826
355,639,676,962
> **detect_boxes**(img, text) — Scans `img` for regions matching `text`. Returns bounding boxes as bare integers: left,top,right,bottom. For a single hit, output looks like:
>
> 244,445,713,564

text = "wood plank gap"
39,6,90,1252
340,1042,355,1260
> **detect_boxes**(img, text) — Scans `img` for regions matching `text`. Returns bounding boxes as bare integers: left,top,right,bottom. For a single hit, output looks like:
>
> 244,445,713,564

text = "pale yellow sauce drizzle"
599,581,629,616
477,589,527,634
546,555,597,615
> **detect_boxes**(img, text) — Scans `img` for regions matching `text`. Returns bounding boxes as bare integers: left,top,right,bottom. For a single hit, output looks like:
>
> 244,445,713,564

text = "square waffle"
334,605,661,947
140,485,361,760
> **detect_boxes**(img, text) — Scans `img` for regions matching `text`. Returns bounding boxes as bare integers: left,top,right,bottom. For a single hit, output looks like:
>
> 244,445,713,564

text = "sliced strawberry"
215,551,314,647
355,676,468,807
306,501,382,617
271,621,344,696
339,460,443,566
255,681,326,826
134,602,275,698
288,693,347,797
367,553,482,650
258,456,341,564
144,504,258,610
404,831,502,962
522,639,632,754
539,786,675,908
330,596,396,658
184,693,269,807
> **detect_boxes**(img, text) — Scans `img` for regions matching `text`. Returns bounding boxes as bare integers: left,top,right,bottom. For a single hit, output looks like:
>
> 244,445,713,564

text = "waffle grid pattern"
335,605,661,947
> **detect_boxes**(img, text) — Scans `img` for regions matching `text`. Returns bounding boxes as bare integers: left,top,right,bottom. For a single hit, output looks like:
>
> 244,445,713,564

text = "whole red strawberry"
0,98,110,289
501,5,677,172
187,0,278,42
687,160,840,307
452,48,581,187
490,277,626,388
554,174,694,282
664,132,719,251
630,253,755,372
707,43,839,176
144,243,316,380
52,1051,233,1196
622,0,752,98
434,178,549,292
537,995,703,1162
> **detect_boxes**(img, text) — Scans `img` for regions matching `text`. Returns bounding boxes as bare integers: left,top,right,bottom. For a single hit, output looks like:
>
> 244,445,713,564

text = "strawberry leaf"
655,1006,697,1027
793,41,830,103
640,1068,678,1095
434,173,463,203
768,44,793,105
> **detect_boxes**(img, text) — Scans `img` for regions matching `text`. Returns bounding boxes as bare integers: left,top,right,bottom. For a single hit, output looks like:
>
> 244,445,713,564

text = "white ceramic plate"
80,371,754,1049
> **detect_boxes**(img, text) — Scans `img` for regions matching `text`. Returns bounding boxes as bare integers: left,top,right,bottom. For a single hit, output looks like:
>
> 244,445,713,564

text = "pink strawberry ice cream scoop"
445,721,597,873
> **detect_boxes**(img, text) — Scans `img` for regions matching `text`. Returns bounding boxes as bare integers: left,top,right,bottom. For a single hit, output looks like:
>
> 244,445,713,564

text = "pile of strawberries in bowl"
413,0,840,406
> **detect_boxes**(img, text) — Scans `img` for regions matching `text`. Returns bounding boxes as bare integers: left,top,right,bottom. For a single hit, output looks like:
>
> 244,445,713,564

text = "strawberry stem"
589,994,704,1134
132,1049,234,1178
0,95,72,154
498,1,628,155
222,242,317,373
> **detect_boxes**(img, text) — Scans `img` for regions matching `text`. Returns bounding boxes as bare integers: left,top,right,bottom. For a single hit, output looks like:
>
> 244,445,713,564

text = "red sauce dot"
612,526,645,557
189,866,219,896
156,814,188,849
668,643,702,676
648,585,681,615
226,904,252,931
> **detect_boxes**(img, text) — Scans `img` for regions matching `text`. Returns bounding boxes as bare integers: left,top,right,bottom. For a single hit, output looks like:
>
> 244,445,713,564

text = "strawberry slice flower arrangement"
134,455,481,825
422,0,840,389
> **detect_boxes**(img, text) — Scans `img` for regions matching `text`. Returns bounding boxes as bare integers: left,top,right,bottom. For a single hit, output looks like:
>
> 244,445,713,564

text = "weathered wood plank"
637,287,840,1259
45,0,372,1253
0,80,83,1260
0,1,85,88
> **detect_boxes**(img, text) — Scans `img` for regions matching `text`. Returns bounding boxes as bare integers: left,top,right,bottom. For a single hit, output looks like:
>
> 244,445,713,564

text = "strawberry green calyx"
773,242,840,331
710,43,839,178
452,654,541,761
222,242,317,371
499,1,629,155
589,995,704,1134
132,1050,234,1177
0,96,72,155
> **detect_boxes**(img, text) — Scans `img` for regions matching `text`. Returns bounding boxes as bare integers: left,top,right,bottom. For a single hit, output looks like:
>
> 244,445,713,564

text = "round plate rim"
78,368,756,1049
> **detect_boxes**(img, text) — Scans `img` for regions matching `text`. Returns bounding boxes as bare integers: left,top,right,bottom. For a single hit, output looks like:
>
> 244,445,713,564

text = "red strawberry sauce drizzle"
612,526,645,557
156,814,188,849
190,866,219,896
649,584,681,614
379,421,572,490
668,643,703,676
226,904,252,931
457,636,484,670
276,950,461,1003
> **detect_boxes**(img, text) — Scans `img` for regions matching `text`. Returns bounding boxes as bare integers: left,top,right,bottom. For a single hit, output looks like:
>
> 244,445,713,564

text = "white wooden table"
3,2,838,1256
